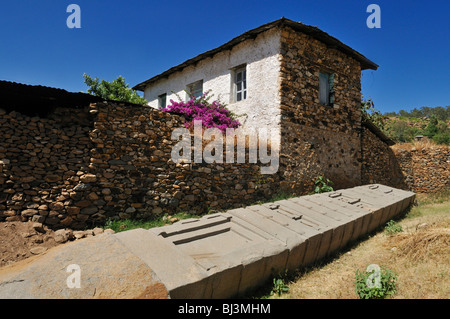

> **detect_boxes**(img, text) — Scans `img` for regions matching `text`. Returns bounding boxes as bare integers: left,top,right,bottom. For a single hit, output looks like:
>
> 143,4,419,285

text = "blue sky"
0,0,449,113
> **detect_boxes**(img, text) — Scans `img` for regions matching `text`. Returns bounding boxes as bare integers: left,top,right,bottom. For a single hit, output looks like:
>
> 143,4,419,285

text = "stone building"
134,18,397,192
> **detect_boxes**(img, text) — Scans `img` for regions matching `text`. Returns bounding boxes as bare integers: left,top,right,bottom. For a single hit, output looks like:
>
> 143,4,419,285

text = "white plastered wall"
143,28,282,139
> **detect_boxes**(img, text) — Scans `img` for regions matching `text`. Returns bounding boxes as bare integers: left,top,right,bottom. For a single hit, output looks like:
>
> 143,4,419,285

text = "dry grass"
391,138,448,152
266,193,450,299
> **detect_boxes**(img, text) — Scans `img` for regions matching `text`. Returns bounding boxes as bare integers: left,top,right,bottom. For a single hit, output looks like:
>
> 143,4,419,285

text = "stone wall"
393,145,450,194
361,127,406,189
278,26,363,193
0,103,279,229
0,107,93,228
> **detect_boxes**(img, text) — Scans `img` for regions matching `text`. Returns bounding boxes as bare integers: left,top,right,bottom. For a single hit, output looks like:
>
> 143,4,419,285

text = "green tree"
361,98,385,129
432,106,447,121
83,73,147,105
424,115,439,138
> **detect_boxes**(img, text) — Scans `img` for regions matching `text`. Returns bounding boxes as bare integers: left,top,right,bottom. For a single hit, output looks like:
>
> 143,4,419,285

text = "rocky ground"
0,221,114,268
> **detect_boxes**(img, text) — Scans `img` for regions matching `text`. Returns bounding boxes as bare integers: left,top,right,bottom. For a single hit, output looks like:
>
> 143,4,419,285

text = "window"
234,66,247,102
158,93,167,109
186,80,203,100
319,72,334,106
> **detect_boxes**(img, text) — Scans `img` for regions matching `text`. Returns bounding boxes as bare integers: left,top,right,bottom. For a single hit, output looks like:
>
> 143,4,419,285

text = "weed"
271,274,290,297
354,265,398,299
314,176,334,194
384,220,403,236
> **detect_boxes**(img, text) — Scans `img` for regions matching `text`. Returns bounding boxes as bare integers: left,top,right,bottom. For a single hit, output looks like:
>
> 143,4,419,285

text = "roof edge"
133,17,378,91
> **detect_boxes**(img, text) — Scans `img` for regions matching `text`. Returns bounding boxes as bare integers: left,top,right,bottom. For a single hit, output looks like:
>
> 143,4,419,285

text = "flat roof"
134,17,378,91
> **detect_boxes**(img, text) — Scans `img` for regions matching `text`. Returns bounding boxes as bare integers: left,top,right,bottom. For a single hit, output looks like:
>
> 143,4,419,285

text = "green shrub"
314,176,334,194
433,132,450,145
271,275,290,297
384,220,403,236
355,264,398,299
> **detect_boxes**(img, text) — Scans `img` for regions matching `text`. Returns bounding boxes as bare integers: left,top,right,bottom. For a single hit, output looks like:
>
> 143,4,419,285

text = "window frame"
319,72,334,107
186,80,203,100
158,93,167,109
232,65,247,103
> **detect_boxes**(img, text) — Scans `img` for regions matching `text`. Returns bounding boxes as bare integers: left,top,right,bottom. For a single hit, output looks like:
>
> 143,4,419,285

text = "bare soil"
0,221,60,268
0,221,108,269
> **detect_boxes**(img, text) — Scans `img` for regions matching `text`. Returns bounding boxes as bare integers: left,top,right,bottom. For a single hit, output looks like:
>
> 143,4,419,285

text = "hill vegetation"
363,102,450,145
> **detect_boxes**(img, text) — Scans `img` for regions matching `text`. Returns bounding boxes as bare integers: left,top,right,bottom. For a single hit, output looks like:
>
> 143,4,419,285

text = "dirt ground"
0,221,60,268
0,221,110,268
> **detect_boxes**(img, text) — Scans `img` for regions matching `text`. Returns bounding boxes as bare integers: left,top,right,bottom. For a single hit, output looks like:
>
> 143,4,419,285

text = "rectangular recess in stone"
260,204,324,270
274,199,338,261
153,213,232,238
365,187,405,222
234,205,323,269
288,197,352,256
303,195,357,249
322,192,372,242
333,191,384,232
374,185,416,216
351,186,411,224
245,205,309,272
344,188,393,225
346,186,402,229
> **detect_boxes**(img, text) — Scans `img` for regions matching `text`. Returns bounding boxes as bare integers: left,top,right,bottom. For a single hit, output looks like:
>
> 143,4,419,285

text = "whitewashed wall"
143,28,282,137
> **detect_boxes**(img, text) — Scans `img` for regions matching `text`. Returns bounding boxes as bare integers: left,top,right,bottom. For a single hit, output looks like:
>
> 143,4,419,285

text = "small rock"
32,222,46,233
45,175,61,183
80,206,98,215
73,183,90,192
21,209,38,218
73,230,86,239
54,229,72,244
80,174,97,183
49,202,64,211
31,215,45,223
30,247,47,255
169,217,179,223
93,227,104,236
417,223,429,230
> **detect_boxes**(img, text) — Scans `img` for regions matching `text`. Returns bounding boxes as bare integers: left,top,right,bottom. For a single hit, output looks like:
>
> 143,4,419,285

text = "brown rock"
49,202,64,211
80,174,97,183
21,209,38,218
32,222,46,233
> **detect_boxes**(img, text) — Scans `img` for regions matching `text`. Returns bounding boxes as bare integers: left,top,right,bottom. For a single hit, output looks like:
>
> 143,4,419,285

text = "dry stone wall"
278,26,363,193
0,103,279,229
393,146,450,194
0,107,93,229
361,127,406,189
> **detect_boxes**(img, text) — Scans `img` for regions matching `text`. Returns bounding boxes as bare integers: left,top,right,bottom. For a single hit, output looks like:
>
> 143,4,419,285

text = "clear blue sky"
1,0,449,113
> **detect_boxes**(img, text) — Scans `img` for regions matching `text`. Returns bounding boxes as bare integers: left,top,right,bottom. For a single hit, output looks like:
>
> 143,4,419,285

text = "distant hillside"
381,112,449,145
384,106,449,122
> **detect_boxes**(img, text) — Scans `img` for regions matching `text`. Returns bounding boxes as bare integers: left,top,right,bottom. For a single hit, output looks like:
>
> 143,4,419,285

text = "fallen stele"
0,184,415,299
